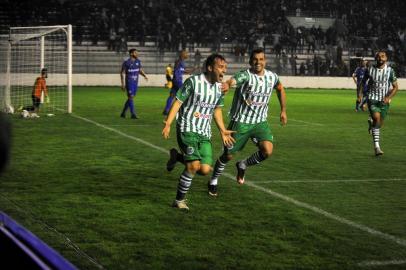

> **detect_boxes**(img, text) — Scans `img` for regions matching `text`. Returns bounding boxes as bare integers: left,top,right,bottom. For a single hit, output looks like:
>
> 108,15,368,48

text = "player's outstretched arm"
221,78,236,94
162,100,182,139
213,107,235,147
276,82,287,126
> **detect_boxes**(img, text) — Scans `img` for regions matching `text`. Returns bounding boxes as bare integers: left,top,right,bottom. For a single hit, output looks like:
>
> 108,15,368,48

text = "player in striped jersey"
361,50,399,156
120,48,148,119
209,48,287,195
162,54,235,210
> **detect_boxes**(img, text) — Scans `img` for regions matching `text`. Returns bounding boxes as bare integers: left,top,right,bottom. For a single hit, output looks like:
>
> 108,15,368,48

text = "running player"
362,50,399,156
208,48,287,196
120,48,148,119
162,53,235,210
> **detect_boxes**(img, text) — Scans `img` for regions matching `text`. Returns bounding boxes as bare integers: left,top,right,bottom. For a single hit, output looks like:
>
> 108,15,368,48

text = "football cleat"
375,147,384,156
120,113,125,118
235,161,246,185
131,114,138,119
208,182,218,197
166,148,178,172
172,199,189,210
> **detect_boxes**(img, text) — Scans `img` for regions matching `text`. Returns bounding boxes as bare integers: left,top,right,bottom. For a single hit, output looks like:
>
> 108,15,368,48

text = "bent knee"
198,165,212,176
260,144,274,158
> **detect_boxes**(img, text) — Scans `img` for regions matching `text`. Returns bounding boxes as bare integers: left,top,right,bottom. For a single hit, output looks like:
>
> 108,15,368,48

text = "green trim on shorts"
225,121,273,154
368,100,390,119
176,130,213,166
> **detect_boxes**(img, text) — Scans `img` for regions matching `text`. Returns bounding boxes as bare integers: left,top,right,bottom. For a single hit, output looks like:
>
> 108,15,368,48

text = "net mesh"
2,26,70,114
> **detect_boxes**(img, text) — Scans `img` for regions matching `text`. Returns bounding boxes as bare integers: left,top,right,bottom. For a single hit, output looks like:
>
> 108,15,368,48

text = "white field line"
72,114,167,154
252,178,406,184
270,115,324,126
72,114,406,248
358,259,406,267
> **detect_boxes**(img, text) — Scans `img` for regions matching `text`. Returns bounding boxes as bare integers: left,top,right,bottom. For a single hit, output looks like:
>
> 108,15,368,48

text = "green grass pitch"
1,87,406,270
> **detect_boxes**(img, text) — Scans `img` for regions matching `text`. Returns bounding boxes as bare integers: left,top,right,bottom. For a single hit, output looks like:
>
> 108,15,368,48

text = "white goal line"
252,178,406,184
358,259,406,267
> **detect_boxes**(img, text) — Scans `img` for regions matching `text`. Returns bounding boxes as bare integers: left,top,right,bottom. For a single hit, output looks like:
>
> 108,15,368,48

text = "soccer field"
1,87,406,270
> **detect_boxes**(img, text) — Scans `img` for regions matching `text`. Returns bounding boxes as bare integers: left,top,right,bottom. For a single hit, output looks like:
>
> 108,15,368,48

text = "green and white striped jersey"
176,74,225,138
364,64,397,102
229,69,280,124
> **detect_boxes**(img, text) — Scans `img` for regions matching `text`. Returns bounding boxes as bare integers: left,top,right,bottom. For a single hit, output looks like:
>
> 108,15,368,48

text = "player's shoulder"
265,69,279,79
122,58,130,65
184,74,199,84
234,69,250,78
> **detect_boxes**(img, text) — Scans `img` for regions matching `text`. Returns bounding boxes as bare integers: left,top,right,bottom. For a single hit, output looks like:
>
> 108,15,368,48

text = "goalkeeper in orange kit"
23,68,49,114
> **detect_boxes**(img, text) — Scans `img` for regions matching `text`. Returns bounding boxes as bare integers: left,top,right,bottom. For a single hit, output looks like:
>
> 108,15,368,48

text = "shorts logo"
186,146,194,155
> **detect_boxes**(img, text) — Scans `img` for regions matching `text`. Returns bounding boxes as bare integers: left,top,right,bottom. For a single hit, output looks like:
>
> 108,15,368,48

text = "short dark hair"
249,48,265,65
128,48,137,54
41,68,47,74
205,53,226,70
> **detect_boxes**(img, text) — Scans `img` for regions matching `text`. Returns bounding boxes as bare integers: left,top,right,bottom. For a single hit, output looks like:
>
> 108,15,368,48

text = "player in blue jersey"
120,48,148,119
162,49,194,115
352,59,368,111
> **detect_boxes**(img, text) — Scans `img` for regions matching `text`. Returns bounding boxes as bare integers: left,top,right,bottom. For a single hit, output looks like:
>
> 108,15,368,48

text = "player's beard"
377,60,385,67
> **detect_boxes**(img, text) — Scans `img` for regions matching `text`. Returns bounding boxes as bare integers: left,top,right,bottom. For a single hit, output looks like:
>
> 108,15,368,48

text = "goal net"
0,25,72,114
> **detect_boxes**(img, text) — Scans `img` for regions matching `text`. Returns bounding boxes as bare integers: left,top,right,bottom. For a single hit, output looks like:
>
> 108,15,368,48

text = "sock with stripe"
210,155,228,185
240,151,267,169
371,127,380,148
176,170,194,201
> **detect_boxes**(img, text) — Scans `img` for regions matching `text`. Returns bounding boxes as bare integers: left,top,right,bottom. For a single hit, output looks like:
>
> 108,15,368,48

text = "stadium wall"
72,74,406,90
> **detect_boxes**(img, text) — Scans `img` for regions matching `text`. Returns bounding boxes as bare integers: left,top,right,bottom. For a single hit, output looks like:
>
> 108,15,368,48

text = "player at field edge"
165,63,173,89
361,50,399,156
120,48,148,119
208,48,287,196
162,49,194,115
162,53,235,210
352,59,368,111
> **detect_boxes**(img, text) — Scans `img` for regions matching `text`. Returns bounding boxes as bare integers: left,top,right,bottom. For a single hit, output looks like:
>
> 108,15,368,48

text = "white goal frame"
3,25,72,113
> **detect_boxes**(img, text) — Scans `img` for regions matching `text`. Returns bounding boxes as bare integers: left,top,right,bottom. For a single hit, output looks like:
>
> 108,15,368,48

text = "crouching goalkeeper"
22,68,50,114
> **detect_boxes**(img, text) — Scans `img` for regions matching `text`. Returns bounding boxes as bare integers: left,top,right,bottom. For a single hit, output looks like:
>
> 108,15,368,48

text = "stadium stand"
0,0,405,77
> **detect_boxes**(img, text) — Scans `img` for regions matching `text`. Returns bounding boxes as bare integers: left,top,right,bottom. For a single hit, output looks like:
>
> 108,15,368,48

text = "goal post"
1,25,72,114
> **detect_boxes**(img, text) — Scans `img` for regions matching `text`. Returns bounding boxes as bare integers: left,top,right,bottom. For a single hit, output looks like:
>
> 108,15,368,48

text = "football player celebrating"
162,53,235,210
